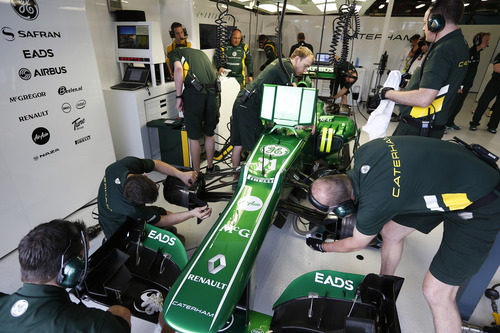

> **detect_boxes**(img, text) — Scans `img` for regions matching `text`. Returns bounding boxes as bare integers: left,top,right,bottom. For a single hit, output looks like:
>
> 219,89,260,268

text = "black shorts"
393,203,500,285
182,88,219,140
230,100,264,151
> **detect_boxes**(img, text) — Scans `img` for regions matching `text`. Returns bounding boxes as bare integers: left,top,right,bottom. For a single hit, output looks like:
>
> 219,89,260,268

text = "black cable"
277,0,292,85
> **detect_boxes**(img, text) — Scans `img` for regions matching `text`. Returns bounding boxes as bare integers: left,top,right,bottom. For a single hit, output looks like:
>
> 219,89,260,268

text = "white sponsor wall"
0,0,115,257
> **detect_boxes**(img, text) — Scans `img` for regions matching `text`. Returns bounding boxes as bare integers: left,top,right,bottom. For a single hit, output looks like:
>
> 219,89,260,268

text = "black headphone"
169,23,188,39
473,32,485,46
427,1,445,33
56,226,88,289
228,27,243,44
308,188,356,218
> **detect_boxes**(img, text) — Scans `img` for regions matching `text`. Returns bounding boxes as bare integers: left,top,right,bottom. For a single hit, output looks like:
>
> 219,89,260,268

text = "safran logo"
11,0,39,21
1,27,15,41
32,127,49,145
237,196,263,211
18,68,32,80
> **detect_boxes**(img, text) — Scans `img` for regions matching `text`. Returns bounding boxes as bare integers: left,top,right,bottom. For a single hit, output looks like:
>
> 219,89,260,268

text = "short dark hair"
410,34,421,42
19,220,85,283
171,22,182,31
431,0,464,25
123,174,158,204
297,32,305,40
258,34,267,42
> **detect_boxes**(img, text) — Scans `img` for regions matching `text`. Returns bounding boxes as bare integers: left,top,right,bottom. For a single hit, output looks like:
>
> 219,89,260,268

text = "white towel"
362,70,402,141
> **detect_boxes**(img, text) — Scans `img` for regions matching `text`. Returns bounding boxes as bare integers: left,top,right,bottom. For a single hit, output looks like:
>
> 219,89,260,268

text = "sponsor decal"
314,272,354,291
172,301,214,318
133,289,164,315
187,274,227,290
10,299,28,317
232,51,237,56
251,330,264,333
1,27,15,41
9,91,46,103
74,135,91,145
61,103,71,113
208,254,226,274
58,85,82,96
220,224,250,238
147,229,176,246
18,110,48,122
35,66,67,77
355,33,414,41
237,196,263,212
32,127,49,145
247,174,274,184
22,48,54,59
11,0,39,21
33,148,60,161
260,144,289,157
18,68,31,80
72,117,85,131
76,99,86,109
1,27,61,41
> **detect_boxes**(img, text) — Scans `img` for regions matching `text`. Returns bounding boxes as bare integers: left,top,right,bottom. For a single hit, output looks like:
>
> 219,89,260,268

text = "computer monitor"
115,21,164,64
260,85,316,128
315,53,330,64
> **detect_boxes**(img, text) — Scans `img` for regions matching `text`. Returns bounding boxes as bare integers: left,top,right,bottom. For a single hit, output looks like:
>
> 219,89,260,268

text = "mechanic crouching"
307,136,500,333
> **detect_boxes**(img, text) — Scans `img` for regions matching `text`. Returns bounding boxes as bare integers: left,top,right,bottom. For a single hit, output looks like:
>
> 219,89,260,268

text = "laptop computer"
110,66,150,90
314,53,331,66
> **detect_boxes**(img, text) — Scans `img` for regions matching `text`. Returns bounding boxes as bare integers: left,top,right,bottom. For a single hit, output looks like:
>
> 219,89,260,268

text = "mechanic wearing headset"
379,0,468,139
217,28,254,88
258,34,278,71
165,22,191,78
330,61,358,106
231,46,314,169
446,32,490,130
307,136,500,333
97,157,211,240
0,220,132,332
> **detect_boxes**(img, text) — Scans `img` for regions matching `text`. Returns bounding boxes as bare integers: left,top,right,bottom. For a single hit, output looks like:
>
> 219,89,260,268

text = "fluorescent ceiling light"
316,3,337,12
464,2,470,6
415,4,426,8
378,4,385,9
259,3,303,13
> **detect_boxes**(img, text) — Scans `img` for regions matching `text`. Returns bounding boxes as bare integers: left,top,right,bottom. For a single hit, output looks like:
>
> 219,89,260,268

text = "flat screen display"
315,53,330,63
117,25,149,49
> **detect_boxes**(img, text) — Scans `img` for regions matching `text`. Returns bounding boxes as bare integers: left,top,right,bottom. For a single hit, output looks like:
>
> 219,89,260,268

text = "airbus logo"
18,68,31,80
11,0,39,21
237,196,263,211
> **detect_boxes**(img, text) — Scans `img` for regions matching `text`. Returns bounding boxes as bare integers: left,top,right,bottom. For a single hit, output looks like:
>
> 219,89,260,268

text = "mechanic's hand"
306,236,325,252
176,97,184,113
218,67,225,75
179,170,197,186
192,205,212,220
248,76,253,83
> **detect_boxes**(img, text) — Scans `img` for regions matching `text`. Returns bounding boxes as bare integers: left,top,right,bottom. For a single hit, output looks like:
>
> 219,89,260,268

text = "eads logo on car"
237,196,263,212
18,68,31,80
32,127,49,145
11,0,39,21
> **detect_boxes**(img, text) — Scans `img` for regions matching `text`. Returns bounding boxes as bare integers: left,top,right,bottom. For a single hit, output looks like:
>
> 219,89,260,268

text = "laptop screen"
123,67,149,83
315,53,330,64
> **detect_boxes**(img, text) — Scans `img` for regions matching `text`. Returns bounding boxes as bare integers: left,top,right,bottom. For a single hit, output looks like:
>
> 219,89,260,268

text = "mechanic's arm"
155,206,212,227
494,62,500,74
385,87,438,108
107,305,131,328
173,61,184,112
323,227,376,252
153,160,197,186
332,87,348,100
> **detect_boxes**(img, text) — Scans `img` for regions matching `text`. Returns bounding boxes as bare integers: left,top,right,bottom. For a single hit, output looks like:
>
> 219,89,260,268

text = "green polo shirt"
97,157,166,239
347,136,499,236
0,284,129,332
219,42,254,86
168,47,216,86
400,29,469,126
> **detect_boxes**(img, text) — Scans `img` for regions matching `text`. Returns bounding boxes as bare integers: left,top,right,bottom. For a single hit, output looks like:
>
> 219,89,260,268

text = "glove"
306,236,325,252
378,86,394,100
399,73,411,88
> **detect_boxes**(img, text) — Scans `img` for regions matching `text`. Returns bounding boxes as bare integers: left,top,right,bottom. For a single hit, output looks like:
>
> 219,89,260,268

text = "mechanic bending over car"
0,220,132,332
97,157,211,240
231,46,314,170
330,61,358,106
307,136,500,333
378,0,468,139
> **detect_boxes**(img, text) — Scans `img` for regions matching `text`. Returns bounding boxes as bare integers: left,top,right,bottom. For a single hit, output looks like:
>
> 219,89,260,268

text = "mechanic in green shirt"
0,220,131,332
217,28,254,88
258,35,278,71
230,46,314,169
97,157,211,239
380,0,469,138
169,47,220,174
308,136,500,333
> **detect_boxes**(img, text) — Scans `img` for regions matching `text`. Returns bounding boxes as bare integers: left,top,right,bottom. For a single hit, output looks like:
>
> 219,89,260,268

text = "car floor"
0,93,498,332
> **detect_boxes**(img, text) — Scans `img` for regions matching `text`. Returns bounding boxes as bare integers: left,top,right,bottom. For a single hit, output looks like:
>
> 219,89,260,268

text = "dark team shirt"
219,42,254,85
97,157,166,238
289,41,314,56
347,136,499,235
461,45,482,88
0,284,130,333
492,53,500,80
168,47,217,85
400,29,469,126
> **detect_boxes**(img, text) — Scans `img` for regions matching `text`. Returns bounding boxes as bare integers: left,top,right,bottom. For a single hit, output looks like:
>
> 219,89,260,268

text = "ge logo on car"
260,144,289,157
